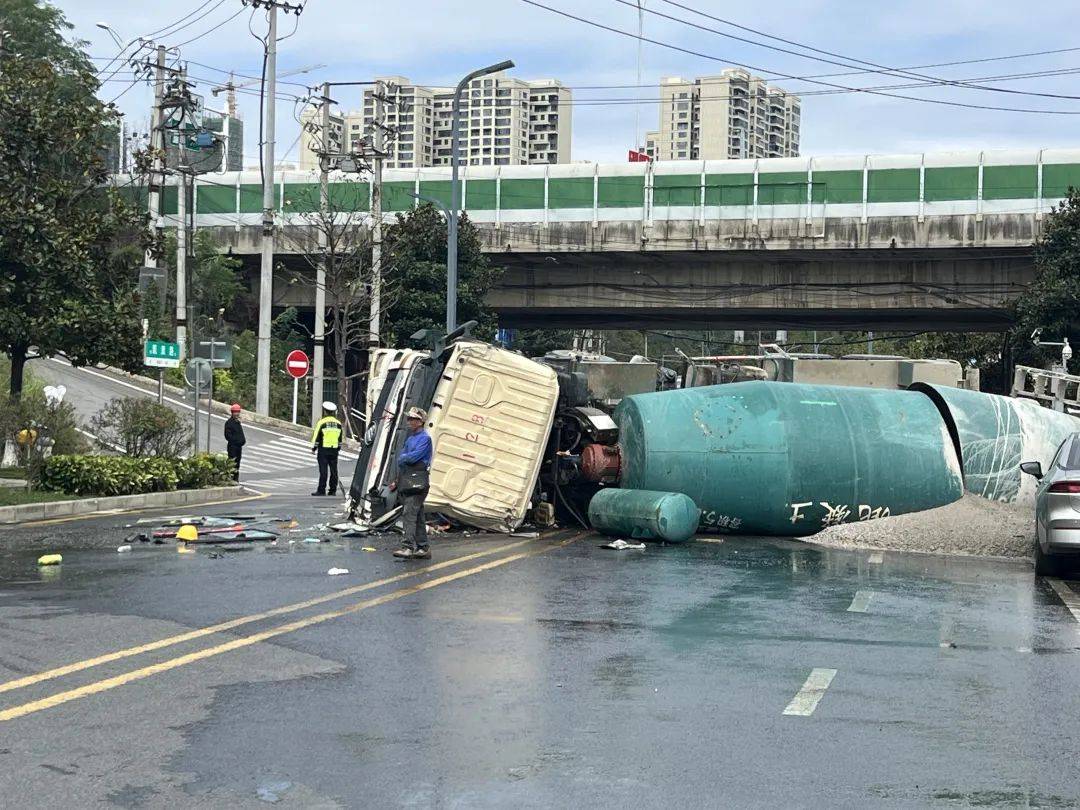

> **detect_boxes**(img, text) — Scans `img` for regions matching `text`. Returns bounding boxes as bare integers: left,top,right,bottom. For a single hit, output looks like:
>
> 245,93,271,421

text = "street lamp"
95,22,124,49
95,22,152,78
409,192,454,333
448,59,514,332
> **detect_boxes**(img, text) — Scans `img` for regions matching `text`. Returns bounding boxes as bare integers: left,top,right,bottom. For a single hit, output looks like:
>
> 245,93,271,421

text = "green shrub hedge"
39,454,235,497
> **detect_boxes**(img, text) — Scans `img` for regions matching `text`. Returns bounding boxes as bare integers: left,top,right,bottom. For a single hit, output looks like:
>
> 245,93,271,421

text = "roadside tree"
89,397,190,458
281,179,400,433
384,204,501,346
0,0,151,399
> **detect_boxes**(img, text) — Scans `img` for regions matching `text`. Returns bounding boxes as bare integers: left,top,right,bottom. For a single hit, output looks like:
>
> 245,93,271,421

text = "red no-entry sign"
285,349,310,379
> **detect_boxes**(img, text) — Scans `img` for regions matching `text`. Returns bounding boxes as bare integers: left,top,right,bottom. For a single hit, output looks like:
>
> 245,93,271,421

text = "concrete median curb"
0,486,250,525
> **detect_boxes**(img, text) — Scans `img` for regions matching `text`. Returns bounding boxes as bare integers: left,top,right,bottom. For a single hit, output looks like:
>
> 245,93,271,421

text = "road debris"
361,547,376,552
601,540,646,551
327,567,349,576
37,554,62,566
116,545,132,553
175,525,199,543
256,781,292,804
302,537,321,544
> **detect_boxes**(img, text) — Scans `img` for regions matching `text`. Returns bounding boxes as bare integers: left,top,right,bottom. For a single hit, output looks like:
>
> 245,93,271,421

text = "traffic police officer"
310,401,343,496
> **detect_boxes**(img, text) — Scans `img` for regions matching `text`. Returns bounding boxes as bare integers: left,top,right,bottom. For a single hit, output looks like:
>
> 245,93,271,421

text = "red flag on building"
628,149,651,163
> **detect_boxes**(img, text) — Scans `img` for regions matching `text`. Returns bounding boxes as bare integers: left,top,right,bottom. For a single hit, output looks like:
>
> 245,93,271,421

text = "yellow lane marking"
18,492,270,528
0,535,550,696
0,535,578,722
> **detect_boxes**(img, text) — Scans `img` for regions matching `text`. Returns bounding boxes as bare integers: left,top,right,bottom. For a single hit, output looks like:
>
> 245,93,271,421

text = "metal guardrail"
1011,365,1080,414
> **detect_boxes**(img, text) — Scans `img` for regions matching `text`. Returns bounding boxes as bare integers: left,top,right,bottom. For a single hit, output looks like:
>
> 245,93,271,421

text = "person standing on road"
224,403,246,482
310,401,343,496
392,407,433,560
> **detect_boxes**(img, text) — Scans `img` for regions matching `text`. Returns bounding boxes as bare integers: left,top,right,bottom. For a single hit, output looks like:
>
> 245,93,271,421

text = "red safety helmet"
230,403,242,413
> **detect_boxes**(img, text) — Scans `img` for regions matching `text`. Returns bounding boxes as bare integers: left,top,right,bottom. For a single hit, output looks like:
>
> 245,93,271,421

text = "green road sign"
144,340,181,368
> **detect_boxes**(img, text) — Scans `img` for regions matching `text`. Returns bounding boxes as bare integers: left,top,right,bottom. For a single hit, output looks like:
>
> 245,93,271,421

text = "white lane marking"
275,434,313,448
783,668,837,717
75,427,125,453
847,590,873,613
868,552,884,564
1046,578,1080,624
244,444,311,462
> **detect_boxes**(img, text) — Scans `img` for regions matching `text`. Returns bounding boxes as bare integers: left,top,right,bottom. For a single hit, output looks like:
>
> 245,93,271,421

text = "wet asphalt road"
2,493,1080,808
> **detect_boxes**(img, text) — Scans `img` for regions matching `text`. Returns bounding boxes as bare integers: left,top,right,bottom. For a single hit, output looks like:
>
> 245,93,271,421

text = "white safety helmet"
322,401,337,413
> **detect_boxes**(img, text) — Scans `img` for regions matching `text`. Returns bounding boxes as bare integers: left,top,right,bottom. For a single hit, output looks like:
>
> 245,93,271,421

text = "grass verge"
0,489,74,507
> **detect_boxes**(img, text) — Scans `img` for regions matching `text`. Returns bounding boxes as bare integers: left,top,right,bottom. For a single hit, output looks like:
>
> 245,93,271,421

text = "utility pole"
312,80,330,426
146,45,167,335
175,66,191,354
176,166,188,353
254,0,286,415
369,79,385,351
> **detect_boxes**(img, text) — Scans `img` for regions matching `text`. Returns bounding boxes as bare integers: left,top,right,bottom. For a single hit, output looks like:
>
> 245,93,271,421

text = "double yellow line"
0,532,580,723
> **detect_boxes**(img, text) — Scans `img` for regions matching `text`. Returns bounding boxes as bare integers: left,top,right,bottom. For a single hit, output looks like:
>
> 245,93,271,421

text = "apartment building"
300,74,572,170
641,68,800,161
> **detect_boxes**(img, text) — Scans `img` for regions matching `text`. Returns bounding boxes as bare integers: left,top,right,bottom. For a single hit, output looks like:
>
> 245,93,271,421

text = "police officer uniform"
310,401,343,496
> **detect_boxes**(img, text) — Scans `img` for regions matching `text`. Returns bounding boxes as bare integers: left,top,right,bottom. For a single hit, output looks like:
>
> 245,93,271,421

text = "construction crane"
210,64,325,118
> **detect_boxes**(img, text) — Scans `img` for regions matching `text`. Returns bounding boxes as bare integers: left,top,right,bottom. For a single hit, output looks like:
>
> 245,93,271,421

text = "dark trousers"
316,449,339,495
227,444,242,481
401,490,428,551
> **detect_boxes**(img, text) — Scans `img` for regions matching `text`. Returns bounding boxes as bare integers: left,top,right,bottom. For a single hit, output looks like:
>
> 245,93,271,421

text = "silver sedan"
1021,431,1080,576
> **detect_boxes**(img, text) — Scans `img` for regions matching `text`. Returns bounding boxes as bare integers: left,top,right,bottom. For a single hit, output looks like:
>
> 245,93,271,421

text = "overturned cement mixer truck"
345,326,1079,543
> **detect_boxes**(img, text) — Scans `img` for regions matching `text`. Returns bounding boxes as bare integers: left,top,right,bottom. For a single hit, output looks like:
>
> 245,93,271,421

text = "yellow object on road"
175,524,199,543
37,554,62,566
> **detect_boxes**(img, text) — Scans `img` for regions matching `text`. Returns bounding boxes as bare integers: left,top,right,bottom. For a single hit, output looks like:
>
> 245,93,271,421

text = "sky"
57,0,1080,168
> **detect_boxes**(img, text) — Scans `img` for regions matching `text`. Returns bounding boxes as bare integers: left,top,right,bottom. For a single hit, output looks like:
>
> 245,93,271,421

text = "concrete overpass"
146,147,1080,330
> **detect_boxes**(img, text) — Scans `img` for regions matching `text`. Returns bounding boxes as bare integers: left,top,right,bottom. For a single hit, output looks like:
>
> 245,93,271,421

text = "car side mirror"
1020,461,1043,479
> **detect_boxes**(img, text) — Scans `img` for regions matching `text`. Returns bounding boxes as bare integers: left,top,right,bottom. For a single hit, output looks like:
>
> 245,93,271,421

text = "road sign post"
185,359,213,455
143,340,181,368
198,339,230,453
145,340,181,405
285,350,310,425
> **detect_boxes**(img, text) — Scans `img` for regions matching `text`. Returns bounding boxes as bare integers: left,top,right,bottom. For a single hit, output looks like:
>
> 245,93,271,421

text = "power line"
517,0,1080,115
170,5,248,48
565,65,1080,92
639,0,1080,101
183,59,314,90
95,0,224,78
145,0,227,40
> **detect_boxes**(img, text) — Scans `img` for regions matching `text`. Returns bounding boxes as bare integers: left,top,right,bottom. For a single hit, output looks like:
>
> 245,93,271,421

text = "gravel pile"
810,493,1034,559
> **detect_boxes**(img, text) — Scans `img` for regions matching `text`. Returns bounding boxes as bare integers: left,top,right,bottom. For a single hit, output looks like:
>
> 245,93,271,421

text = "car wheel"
1034,538,1059,577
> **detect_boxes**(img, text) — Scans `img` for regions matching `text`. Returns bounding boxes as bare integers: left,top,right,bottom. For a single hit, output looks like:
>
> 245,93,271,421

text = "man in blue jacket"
391,406,433,559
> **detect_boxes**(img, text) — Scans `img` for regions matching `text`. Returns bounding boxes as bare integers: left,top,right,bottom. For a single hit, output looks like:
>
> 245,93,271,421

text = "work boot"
411,548,431,560
392,547,414,559
310,491,326,497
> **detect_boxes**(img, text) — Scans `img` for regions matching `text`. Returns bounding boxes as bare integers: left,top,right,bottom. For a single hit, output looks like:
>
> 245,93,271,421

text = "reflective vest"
311,415,342,450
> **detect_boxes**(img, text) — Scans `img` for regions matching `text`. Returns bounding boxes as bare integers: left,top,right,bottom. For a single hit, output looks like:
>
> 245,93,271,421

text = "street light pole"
448,60,513,333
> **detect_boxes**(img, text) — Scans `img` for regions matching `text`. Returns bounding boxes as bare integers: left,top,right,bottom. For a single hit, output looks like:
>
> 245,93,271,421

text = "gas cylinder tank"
588,488,700,543
613,381,963,537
